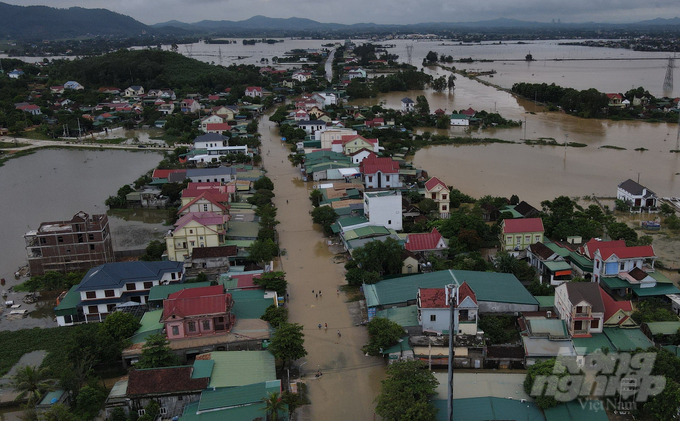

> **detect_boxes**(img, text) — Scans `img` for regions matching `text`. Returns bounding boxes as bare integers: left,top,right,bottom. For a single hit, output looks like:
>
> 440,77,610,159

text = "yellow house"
500,218,545,253
165,212,229,261
424,177,450,214
339,135,378,155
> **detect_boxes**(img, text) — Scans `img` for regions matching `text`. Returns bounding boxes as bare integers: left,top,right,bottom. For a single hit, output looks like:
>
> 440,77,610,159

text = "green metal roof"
663,345,680,357
375,306,420,327
381,336,412,355
197,380,281,411
224,240,255,247
500,205,523,219
180,401,281,421
544,242,571,258
364,270,538,308
543,401,610,421
534,296,555,308
229,202,255,210
337,216,369,228
148,282,213,302
227,222,260,239
603,327,654,352
54,285,81,316
433,397,545,421
129,309,164,344
342,225,391,241
600,276,630,290
543,261,573,272
632,283,680,297
191,360,214,379
649,271,673,284
645,321,680,335
230,290,274,320
527,319,568,337
567,251,593,271
572,333,615,356
203,351,276,388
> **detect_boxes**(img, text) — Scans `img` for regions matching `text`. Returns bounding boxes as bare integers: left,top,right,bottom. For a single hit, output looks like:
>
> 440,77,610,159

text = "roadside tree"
375,360,439,421
363,317,405,356
135,333,179,369
269,323,307,369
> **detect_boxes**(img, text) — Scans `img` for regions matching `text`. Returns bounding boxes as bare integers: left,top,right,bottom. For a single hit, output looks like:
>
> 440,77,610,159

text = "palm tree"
10,365,53,405
261,391,284,421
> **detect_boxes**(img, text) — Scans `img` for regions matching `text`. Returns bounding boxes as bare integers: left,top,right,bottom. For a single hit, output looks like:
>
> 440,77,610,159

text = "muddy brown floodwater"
259,114,385,420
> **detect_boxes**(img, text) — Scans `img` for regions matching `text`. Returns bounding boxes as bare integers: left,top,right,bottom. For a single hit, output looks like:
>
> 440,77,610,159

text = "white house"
245,87,263,98
316,92,338,106
349,148,374,165
364,190,402,231
450,113,470,126
8,69,24,79
298,120,327,135
55,261,185,326
186,167,238,183
64,81,84,90
292,72,312,82
180,99,200,114
125,86,145,97
360,155,401,189
554,282,605,337
190,133,249,163
583,238,657,285
347,68,367,80
401,97,415,112
417,283,478,335
617,179,657,208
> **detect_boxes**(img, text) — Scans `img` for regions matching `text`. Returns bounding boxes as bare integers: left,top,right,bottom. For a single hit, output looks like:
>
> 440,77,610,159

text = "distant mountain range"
0,2,679,40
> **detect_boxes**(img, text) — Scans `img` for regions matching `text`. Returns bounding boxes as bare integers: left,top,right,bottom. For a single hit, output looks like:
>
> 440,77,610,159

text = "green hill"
0,2,149,39
49,50,264,92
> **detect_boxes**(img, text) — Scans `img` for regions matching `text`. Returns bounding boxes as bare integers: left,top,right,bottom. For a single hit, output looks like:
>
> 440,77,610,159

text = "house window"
57,236,63,243
203,204,208,211
203,320,211,330
385,175,390,181
189,229,193,234
188,322,197,332
506,236,513,244
88,234,94,241
442,194,447,200
40,238,47,244
88,305,99,314
160,408,168,416
105,290,115,297
442,205,447,211
620,262,625,271
86,291,96,299
190,241,195,247
77,234,83,243
535,235,541,242
525,235,531,243
388,220,392,225
90,244,95,251
516,236,522,243
430,314,436,322
138,410,146,416
596,260,600,269
171,326,179,336
107,304,116,312
368,176,373,182
590,320,599,329
143,282,153,289
171,273,176,280
126,283,136,291
431,193,437,200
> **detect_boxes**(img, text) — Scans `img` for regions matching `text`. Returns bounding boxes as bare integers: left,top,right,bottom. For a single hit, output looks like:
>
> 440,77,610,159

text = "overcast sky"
5,0,680,25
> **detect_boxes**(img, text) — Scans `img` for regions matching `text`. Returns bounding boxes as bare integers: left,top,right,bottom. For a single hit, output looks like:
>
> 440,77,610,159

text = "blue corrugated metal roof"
76,261,183,291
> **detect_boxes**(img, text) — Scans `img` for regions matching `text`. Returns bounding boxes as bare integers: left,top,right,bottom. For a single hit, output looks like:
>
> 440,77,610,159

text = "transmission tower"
406,44,413,66
663,56,674,96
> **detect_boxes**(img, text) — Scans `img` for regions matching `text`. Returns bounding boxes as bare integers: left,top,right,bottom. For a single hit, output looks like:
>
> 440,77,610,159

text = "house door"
377,172,382,188
574,320,583,331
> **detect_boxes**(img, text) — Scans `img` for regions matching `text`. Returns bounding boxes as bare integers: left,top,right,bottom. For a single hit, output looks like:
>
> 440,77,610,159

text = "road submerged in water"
259,114,385,421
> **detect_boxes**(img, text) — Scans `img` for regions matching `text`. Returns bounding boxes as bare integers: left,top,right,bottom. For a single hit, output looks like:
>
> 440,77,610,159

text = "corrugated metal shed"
197,380,280,411
199,351,276,388
433,397,545,421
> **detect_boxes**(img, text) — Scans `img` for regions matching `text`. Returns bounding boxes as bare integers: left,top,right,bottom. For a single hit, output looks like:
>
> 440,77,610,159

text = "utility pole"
637,172,641,184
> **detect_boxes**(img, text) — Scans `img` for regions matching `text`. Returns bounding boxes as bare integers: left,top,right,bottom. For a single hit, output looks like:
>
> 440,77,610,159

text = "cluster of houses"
606,92,680,113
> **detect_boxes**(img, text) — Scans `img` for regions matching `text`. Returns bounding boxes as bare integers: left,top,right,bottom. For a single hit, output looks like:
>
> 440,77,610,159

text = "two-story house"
211,105,238,121
166,212,229,262
526,242,573,285
125,86,145,97
617,179,658,208
186,167,238,183
554,282,605,337
162,285,235,340
359,156,401,189
500,218,544,254
180,99,200,114
317,128,358,149
424,177,450,215
583,238,657,284
200,115,227,132
417,282,478,335
331,134,379,154
298,120,327,135
245,87,263,98
55,261,185,326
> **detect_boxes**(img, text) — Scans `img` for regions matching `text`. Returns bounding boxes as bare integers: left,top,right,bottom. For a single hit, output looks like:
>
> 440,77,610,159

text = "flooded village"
1,29,680,421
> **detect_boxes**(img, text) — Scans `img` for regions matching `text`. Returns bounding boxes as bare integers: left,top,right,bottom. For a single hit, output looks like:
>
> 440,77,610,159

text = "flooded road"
259,113,385,420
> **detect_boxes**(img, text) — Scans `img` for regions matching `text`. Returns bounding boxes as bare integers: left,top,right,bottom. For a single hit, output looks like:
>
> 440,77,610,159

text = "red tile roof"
163,285,230,320
599,285,632,322
419,288,447,308
503,218,544,234
606,93,623,100
178,192,228,214
206,123,232,131
128,367,209,396
152,169,183,179
424,177,447,191
405,228,444,252
587,238,655,260
461,107,477,116
341,135,377,145
457,281,477,306
359,155,399,175
229,273,263,289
